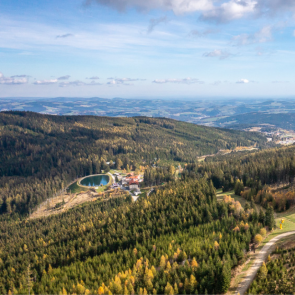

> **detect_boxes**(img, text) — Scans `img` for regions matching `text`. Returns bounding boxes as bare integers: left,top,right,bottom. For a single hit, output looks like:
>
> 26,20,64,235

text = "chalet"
129,180,139,191
111,183,120,189
126,175,140,183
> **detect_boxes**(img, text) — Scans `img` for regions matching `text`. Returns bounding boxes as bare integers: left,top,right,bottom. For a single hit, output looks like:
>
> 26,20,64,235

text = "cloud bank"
107,78,146,85
34,79,58,85
56,33,74,39
88,0,295,22
153,78,203,84
87,0,214,15
58,75,71,80
236,78,249,84
87,76,100,80
59,80,101,87
203,49,231,59
0,72,28,85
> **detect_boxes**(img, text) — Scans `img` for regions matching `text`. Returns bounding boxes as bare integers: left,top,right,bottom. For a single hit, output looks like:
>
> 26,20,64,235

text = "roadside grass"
286,213,295,223
228,258,255,294
258,217,295,250
276,206,295,218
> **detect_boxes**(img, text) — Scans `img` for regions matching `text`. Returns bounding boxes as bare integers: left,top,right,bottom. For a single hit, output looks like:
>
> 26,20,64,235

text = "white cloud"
203,49,231,59
10,75,29,78
199,0,257,21
87,76,100,79
87,0,295,20
107,78,146,85
34,79,58,85
59,80,102,87
88,0,214,15
236,78,249,84
147,16,167,33
152,77,203,84
56,33,73,39
0,16,228,60
190,28,218,37
256,0,295,17
0,72,28,85
272,80,289,84
232,25,272,45
58,75,71,80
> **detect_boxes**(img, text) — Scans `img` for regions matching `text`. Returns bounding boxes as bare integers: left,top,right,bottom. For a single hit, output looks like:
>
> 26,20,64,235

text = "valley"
0,111,295,295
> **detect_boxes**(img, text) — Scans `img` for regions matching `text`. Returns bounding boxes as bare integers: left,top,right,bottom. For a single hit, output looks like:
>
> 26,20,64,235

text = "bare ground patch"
29,189,128,220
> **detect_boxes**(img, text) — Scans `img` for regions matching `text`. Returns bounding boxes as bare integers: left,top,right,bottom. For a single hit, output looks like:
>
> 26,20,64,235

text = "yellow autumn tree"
190,274,198,292
214,241,219,250
164,282,174,295
191,257,198,269
254,234,263,245
160,255,166,268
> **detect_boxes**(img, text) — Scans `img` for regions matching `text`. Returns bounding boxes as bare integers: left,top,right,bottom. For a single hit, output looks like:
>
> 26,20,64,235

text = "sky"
1,0,295,98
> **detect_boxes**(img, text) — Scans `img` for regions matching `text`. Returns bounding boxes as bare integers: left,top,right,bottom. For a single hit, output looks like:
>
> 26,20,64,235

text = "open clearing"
29,189,128,220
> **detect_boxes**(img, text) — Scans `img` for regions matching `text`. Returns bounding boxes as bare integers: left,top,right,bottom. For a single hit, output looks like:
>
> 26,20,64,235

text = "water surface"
80,175,109,187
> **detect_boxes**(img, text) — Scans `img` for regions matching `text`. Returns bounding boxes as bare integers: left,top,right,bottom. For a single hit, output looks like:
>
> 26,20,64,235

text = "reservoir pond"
80,175,109,187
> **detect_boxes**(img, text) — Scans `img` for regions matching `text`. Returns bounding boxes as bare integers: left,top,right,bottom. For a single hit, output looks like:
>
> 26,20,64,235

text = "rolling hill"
0,111,266,215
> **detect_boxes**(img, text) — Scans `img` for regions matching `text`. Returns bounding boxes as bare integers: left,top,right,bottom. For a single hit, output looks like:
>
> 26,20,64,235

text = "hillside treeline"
0,179,263,294
183,146,295,211
0,111,266,215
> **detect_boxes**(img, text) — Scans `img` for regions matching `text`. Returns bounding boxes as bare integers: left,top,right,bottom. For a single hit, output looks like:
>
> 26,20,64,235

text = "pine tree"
258,262,268,280
265,205,276,230
259,209,266,225
27,264,33,295
220,264,231,293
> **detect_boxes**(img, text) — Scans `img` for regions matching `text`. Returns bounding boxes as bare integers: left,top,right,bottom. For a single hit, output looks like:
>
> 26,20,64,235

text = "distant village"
246,126,295,146
263,130,295,146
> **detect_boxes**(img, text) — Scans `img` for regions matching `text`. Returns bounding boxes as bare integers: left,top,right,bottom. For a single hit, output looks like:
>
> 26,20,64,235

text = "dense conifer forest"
0,179,263,294
182,146,295,211
0,111,266,215
0,111,287,295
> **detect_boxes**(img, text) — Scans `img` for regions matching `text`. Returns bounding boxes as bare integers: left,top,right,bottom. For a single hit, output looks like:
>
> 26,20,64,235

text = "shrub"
254,234,263,245
260,228,267,237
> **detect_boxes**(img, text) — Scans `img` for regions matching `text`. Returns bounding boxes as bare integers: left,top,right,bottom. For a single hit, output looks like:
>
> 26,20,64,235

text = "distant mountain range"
1,97,295,130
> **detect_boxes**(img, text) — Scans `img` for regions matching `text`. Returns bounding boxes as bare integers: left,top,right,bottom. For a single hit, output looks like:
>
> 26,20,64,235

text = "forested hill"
0,111,266,215
0,179,264,295
216,112,295,130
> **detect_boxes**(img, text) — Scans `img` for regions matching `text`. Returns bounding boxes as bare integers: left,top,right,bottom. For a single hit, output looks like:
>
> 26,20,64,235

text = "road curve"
236,231,295,295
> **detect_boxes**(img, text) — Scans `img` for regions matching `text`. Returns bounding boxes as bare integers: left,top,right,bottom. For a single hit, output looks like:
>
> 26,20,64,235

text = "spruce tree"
265,205,276,229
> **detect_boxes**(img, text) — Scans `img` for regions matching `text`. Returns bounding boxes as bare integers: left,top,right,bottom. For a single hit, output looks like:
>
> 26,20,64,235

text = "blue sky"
1,0,295,98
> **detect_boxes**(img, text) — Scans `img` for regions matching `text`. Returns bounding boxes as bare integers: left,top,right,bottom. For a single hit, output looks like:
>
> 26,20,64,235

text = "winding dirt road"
236,231,295,295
